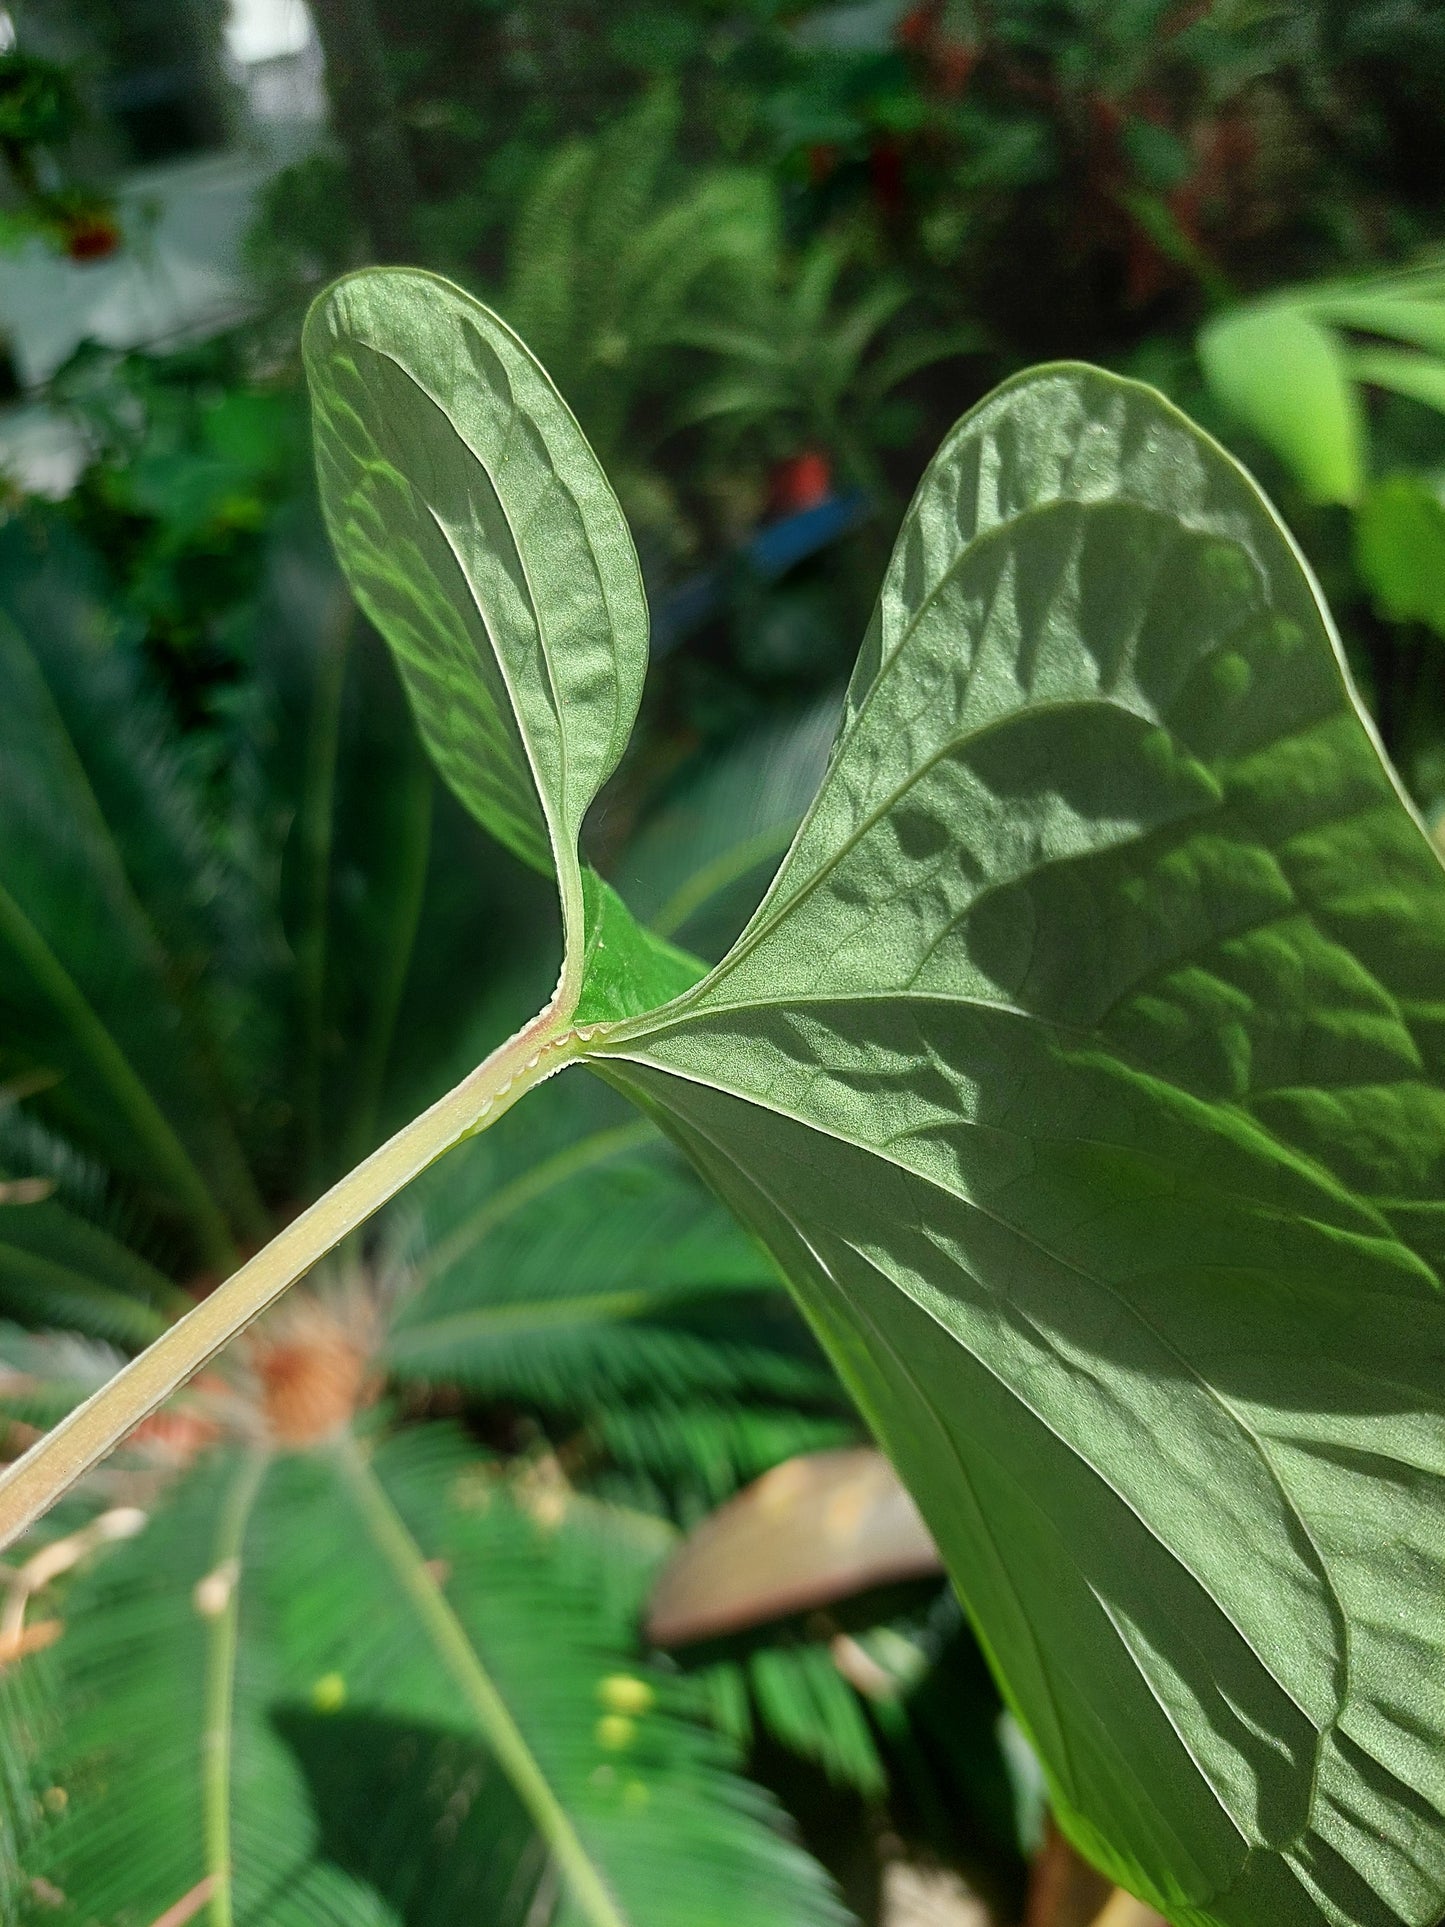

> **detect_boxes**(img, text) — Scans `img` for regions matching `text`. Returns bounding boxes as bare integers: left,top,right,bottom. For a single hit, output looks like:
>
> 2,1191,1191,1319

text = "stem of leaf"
0,878,236,1273
202,1452,268,1927
0,1000,580,1551
334,1434,629,1927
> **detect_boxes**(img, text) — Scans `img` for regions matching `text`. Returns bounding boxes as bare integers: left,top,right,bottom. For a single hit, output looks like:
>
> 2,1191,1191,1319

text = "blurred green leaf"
1198,303,1365,503
1354,473,1445,637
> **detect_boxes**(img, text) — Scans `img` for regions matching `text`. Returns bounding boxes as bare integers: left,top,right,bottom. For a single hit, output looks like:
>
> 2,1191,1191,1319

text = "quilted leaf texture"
591,366,1445,1927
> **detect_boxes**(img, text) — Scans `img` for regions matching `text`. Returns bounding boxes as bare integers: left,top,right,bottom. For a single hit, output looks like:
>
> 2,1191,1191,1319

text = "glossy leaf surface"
590,366,1445,1927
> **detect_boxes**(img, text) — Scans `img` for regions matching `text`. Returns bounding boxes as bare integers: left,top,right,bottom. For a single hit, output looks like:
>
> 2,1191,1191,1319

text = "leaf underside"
590,366,1445,1927
303,269,648,917
302,264,1445,1927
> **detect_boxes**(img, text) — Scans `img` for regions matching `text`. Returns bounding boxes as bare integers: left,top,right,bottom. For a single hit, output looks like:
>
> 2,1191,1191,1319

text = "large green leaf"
303,269,649,968
302,283,1445,1924
583,366,1445,1927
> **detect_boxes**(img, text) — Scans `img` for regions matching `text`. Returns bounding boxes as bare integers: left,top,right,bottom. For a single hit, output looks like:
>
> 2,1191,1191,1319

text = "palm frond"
28,1426,848,1926
0,521,266,1265
385,1078,826,1413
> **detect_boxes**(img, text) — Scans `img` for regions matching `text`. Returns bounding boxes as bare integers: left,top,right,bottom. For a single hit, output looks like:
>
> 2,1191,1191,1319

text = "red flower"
769,449,833,517
62,209,121,261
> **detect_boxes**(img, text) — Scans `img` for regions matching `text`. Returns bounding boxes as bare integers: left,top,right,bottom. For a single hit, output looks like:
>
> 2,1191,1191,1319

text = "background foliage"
2,1,1444,1922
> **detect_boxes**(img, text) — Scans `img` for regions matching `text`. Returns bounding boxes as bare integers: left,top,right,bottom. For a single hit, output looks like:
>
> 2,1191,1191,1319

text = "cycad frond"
0,1324,127,1428
0,1215,172,1347
0,522,265,1266
27,1430,849,1927
385,1078,827,1412
0,1107,184,1342
715,1642,888,1797
24,1452,391,1925
594,1400,856,1509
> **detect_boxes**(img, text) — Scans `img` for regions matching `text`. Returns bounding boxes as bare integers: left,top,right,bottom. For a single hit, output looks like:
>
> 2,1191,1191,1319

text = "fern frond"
623,173,777,333
503,137,594,375
577,88,680,352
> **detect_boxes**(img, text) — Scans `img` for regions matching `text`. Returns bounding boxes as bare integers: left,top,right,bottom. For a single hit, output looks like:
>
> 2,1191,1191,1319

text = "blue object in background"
651,489,872,658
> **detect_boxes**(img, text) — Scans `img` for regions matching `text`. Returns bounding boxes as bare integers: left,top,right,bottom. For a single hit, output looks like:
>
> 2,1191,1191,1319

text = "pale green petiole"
0,998,589,1553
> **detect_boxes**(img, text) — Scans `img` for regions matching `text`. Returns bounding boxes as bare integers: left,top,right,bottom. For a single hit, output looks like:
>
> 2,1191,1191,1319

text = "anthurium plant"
3,266,1443,1927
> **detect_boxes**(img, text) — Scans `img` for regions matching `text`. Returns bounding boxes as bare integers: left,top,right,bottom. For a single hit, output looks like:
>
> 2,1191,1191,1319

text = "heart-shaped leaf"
304,269,650,977
301,280,1445,1927
590,367,1445,1927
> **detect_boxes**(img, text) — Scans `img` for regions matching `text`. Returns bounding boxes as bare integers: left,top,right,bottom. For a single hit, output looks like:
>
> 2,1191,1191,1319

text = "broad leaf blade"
303,269,648,948
591,365,1445,1927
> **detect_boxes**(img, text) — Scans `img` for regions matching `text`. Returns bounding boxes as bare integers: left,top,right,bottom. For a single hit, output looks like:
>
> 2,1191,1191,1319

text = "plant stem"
202,1452,268,1927
0,878,236,1272
334,1434,629,1927
0,999,580,1552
